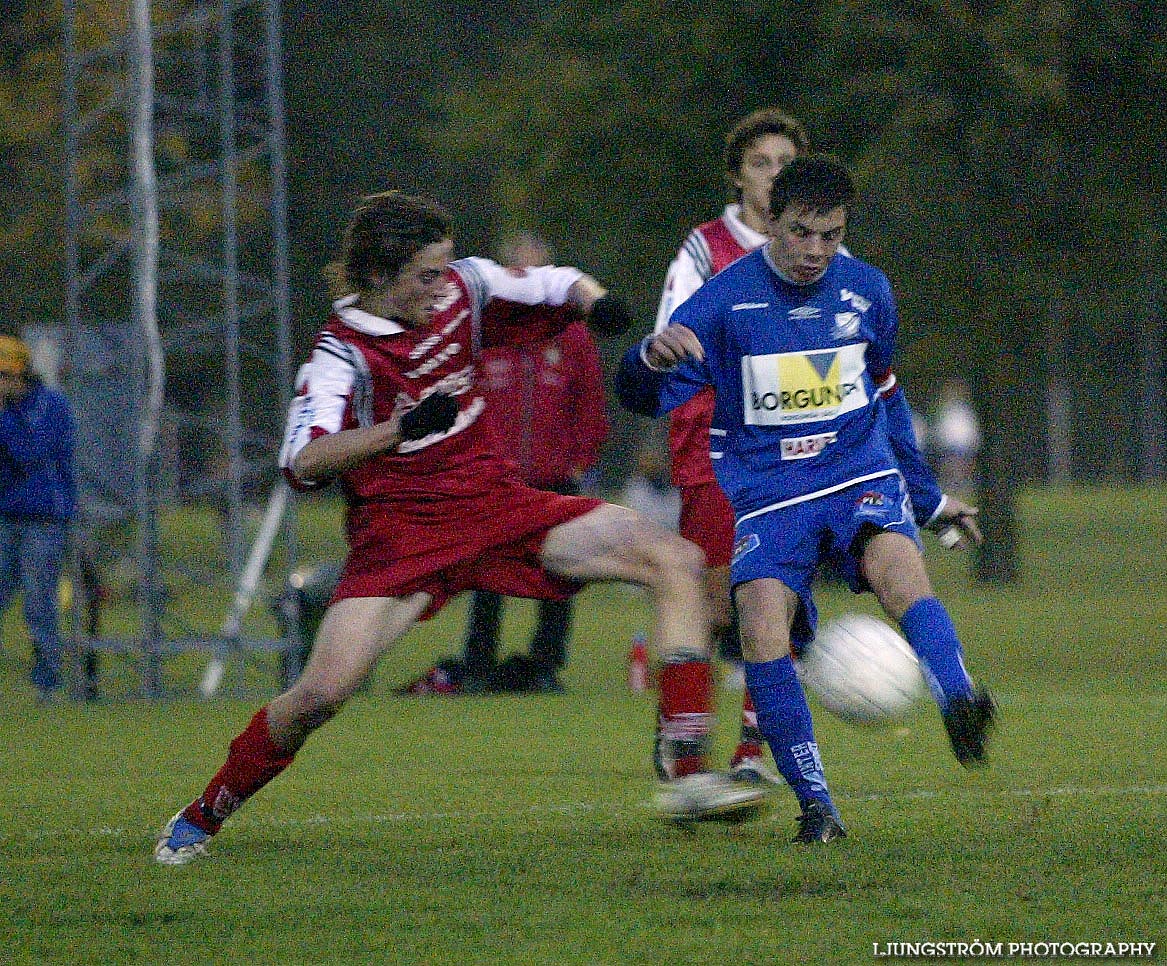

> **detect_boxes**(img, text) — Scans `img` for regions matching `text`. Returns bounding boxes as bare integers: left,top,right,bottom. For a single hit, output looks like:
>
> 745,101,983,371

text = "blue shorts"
729,473,921,649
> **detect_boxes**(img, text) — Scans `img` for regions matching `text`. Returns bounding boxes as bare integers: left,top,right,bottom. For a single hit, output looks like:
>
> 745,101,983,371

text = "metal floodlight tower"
62,0,294,697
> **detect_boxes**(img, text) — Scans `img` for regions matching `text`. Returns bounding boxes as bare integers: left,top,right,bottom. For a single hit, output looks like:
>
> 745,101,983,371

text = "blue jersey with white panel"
618,245,940,524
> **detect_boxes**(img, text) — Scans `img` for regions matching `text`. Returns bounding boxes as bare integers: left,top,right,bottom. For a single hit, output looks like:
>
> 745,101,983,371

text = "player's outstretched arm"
615,325,704,418
290,394,459,483
878,373,983,551
564,274,607,314
561,274,632,336
587,294,633,336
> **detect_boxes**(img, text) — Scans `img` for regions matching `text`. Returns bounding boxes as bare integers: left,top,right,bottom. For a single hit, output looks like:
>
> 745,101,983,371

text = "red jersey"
279,257,586,503
654,208,766,486
278,257,604,615
476,318,608,489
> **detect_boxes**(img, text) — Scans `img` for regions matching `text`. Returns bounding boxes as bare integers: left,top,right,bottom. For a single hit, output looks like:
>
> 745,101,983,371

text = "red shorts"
333,480,603,620
678,481,735,568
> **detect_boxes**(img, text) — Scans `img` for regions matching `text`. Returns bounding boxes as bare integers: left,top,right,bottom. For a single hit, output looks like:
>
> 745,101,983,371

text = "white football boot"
154,809,211,866
655,772,769,823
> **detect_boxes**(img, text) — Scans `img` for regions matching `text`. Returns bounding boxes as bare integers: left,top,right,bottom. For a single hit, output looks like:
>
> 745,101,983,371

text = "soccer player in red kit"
155,190,765,864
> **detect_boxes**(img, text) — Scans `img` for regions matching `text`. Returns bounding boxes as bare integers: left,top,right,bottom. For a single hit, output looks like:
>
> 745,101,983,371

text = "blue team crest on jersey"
855,490,888,522
840,288,872,312
732,532,761,564
833,311,861,339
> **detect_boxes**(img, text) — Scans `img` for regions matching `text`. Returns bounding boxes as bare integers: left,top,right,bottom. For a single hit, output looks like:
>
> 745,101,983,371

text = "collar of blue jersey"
332,294,407,336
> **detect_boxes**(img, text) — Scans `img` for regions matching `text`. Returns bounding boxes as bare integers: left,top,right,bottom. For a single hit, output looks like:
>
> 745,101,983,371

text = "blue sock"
744,656,835,812
899,597,974,707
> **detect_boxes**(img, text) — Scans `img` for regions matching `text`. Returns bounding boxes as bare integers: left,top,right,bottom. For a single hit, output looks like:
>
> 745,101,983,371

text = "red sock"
732,690,765,763
657,656,713,778
183,706,296,834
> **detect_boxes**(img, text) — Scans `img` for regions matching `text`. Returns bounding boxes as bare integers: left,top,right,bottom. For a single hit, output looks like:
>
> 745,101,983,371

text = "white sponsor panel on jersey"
741,343,869,426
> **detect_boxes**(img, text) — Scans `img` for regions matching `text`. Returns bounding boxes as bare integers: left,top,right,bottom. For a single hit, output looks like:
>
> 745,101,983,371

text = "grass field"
2,485,1165,964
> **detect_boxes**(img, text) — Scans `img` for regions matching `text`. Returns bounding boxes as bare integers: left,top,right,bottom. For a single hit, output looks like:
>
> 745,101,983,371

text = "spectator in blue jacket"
0,335,77,702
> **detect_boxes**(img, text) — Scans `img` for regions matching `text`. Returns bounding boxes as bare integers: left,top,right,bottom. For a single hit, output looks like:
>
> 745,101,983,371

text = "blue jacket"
0,380,77,520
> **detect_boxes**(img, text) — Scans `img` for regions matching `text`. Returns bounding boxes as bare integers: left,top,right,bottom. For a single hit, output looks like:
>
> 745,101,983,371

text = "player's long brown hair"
324,190,453,299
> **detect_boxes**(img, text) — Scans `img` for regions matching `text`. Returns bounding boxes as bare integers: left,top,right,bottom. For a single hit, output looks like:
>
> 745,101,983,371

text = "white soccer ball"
796,613,925,725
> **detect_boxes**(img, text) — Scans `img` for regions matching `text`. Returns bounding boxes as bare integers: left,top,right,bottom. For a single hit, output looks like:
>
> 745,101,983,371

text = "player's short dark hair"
768,154,856,220
723,108,810,198
326,190,453,296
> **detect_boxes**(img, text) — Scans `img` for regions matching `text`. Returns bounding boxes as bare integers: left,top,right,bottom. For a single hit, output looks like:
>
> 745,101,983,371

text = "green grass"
1,484,1165,964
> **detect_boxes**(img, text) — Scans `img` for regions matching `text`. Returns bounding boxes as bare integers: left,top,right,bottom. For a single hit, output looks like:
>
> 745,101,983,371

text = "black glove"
400,393,459,441
588,295,633,336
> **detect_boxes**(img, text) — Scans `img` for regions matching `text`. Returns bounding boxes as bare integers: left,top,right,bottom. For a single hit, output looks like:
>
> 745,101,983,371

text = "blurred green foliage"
2,2,1164,570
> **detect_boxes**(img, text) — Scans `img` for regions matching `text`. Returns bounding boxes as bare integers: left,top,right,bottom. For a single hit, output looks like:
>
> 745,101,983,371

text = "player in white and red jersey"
650,108,812,787
154,190,765,865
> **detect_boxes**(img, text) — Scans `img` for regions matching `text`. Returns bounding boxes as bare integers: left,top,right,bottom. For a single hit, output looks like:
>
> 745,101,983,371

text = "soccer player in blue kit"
617,155,995,843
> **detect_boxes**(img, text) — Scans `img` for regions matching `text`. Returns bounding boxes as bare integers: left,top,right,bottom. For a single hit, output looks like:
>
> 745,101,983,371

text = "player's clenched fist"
645,324,705,371
400,393,459,441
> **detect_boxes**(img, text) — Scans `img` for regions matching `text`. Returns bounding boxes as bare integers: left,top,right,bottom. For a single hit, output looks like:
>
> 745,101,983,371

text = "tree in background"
4,1,1162,556
430,0,1166,582
1,0,67,328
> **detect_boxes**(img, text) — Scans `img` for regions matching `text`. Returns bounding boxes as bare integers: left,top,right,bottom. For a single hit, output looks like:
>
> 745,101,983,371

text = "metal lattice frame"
62,0,294,697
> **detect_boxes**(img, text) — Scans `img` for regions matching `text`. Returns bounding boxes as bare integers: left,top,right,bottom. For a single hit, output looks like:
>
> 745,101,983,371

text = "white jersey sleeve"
453,257,584,316
278,332,372,484
654,239,708,334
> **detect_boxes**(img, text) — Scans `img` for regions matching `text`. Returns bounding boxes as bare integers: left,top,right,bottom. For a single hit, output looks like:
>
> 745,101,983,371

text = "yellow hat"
0,335,30,375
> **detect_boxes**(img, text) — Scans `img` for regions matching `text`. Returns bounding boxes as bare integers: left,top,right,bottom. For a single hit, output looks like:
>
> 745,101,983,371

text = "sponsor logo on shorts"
857,491,885,507
781,431,837,460
732,532,760,564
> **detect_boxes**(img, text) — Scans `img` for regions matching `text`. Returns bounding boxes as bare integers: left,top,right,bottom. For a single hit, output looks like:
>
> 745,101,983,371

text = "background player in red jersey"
155,191,764,864
459,232,608,694
651,108,811,786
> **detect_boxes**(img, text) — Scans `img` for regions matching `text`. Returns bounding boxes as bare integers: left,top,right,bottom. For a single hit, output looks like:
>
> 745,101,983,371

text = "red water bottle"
628,632,649,693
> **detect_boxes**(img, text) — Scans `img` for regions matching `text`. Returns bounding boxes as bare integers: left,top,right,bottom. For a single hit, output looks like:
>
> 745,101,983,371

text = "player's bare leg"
541,504,767,822
267,594,430,750
542,504,706,653
861,530,996,766
155,593,429,865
